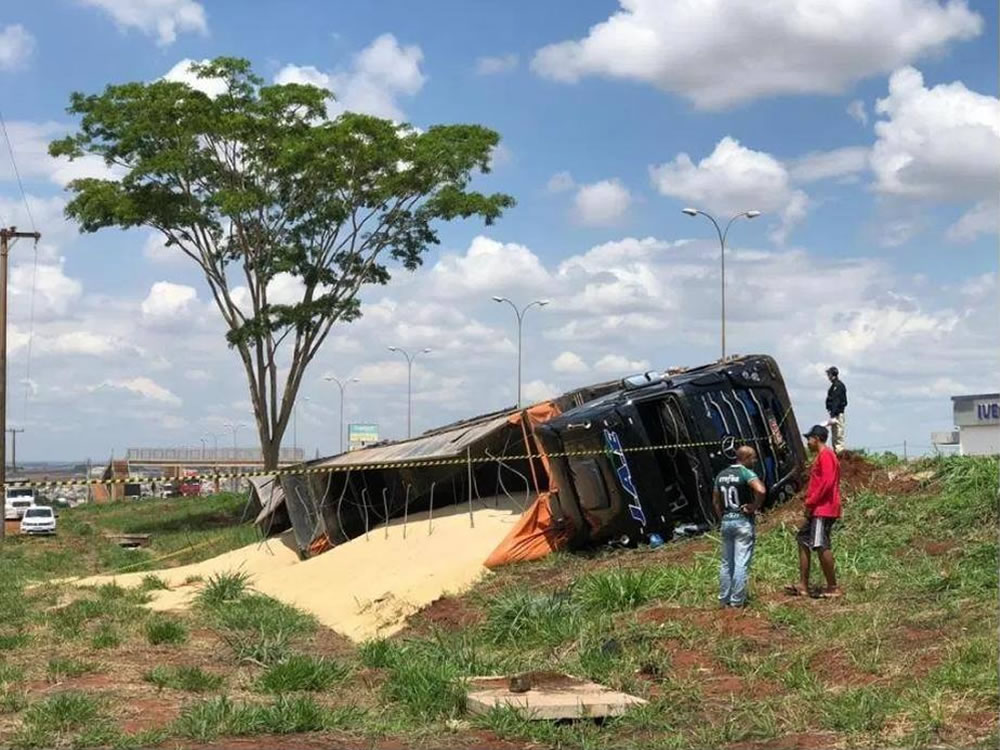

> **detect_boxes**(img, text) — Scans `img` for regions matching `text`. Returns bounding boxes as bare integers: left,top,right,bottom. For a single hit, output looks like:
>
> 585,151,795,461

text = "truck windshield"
6,489,33,499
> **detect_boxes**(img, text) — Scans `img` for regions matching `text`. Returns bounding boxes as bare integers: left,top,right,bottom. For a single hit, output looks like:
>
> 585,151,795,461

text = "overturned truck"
253,354,806,564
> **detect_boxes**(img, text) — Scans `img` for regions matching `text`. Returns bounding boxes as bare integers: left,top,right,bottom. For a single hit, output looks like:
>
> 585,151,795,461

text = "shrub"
257,655,348,693
145,617,188,645
196,571,252,608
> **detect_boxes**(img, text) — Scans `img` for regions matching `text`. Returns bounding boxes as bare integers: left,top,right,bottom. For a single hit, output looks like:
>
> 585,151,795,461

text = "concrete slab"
467,674,646,720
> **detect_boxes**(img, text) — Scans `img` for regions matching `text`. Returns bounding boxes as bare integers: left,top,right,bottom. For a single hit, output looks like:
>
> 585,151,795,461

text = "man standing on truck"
714,445,767,608
786,425,842,598
825,366,847,454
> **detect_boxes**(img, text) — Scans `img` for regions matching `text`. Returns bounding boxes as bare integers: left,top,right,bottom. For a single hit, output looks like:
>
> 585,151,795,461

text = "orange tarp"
483,401,572,568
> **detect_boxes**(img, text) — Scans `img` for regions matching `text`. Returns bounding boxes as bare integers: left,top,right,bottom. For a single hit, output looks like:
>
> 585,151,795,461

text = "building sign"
975,401,1000,422
348,423,379,451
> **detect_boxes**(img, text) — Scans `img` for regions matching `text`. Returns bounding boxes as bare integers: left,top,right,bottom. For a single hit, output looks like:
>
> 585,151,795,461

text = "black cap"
826,366,839,377
804,424,829,442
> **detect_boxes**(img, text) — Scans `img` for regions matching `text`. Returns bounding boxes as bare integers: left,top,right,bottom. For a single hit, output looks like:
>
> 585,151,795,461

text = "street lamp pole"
492,297,549,408
223,421,244,492
387,347,431,439
324,376,360,454
681,208,761,360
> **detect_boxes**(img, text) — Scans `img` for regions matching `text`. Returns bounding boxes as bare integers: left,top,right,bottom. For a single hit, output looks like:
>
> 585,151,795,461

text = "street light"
387,346,431,439
204,433,220,493
199,437,206,460
223,421,245,492
492,296,549,408
681,208,761,360
324,375,360,454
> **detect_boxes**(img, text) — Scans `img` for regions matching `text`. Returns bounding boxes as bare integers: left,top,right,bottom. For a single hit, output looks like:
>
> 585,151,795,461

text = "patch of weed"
90,623,121,650
145,617,188,645
575,567,673,612
483,588,581,646
195,570,252,607
819,686,899,732
140,575,170,591
143,665,223,693
257,654,348,693
46,657,96,683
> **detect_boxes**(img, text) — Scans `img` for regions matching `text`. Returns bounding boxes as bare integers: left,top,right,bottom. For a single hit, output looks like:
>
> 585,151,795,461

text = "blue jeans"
719,515,755,606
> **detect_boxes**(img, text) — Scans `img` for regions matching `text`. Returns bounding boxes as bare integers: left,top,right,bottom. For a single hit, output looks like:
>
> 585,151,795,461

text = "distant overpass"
125,447,305,468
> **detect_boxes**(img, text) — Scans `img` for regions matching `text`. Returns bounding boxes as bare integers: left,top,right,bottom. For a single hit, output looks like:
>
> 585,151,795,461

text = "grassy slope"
0,456,993,749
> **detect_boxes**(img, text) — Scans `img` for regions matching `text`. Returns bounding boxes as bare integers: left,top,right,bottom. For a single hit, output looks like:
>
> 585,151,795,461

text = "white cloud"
488,143,512,169
141,281,197,322
142,233,183,263
594,354,650,374
959,273,995,298
430,235,551,299
10,262,82,318
573,179,631,226
552,351,588,374
650,137,806,243
947,200,997,243
872,67,1000,201
0,122,119,187
80,0,207,46
275,33,426,121
0,24,35,70
97,376,181,406
476,53,518,75
546,171,575,193
789,146,869,183
824,306,958,359
531,0,982,110
522,379,558,403
847,99,868,126
162,58,228,97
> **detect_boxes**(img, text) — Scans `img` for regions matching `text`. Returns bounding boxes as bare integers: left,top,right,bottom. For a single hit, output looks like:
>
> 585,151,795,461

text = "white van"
5,487,36,520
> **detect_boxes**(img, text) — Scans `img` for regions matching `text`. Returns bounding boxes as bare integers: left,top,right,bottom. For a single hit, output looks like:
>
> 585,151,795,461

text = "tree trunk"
261,436,282,472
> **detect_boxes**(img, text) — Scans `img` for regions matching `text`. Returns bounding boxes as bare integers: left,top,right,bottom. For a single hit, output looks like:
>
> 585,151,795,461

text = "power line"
0,109,40,430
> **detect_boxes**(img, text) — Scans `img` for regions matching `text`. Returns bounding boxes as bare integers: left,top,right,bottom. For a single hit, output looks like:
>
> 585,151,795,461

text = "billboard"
348,423,379,452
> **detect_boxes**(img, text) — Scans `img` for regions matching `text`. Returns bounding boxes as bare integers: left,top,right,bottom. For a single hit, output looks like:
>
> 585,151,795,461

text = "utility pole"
6,428,23,472
0,228,41,543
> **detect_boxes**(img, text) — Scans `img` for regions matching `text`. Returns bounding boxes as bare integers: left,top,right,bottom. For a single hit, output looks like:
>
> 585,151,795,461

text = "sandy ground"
75,498,522,642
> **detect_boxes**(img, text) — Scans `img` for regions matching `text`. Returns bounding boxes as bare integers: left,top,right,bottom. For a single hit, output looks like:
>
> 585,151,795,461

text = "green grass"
15,691,101,746
143,665,223,693
90,623,121,649
0,456,993,749
172,695,358,741
257,654,349,693
144,617,188,645
482,588,582,646
46,657,96,682
574,567,674,612
140,575,170,591
195,570,252,607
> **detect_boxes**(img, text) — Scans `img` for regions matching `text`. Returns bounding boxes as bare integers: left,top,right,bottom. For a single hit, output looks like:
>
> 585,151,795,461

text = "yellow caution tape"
5,433,790,489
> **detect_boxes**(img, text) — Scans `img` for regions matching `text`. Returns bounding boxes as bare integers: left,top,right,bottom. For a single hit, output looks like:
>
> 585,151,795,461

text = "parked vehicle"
20,505,56,535
4,487,36,520
179,480,202,497
535,354,806,547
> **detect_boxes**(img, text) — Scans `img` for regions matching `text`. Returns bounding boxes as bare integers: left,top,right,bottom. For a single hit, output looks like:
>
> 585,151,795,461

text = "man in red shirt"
786,424,842,598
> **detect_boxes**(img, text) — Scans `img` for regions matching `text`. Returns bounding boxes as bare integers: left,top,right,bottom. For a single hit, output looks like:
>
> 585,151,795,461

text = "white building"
932,393,1000,456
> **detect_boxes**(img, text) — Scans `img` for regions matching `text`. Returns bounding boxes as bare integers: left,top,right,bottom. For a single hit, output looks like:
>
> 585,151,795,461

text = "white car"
20,506,56,536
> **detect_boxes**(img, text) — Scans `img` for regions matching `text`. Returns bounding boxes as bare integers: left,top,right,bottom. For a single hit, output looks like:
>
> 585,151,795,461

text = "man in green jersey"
713,445,767,608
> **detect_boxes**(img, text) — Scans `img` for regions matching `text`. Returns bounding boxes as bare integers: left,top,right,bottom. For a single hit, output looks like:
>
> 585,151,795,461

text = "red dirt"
808,648,879,687
471,671,583,691
406,594,484,633
639,605,780,646
119,696,181,734
174,733,531,750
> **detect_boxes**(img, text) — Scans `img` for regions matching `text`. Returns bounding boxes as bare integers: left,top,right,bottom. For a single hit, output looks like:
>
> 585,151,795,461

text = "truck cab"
5,487,36,520
536,355,806,547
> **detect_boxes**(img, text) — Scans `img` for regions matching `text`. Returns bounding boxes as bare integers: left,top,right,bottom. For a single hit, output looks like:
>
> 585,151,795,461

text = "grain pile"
75,498,521,642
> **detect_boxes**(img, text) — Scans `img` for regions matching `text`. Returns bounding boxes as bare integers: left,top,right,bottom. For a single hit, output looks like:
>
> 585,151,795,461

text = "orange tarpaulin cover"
483,401,572,568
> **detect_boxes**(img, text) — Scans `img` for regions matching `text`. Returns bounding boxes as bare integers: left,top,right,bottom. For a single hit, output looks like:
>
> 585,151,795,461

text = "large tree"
51,58,514,468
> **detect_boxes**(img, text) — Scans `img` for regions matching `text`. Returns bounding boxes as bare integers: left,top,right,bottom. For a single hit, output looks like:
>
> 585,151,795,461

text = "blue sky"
0,0,997,461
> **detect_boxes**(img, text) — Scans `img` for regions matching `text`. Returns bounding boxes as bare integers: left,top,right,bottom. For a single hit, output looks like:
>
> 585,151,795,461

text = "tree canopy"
51,57,515,466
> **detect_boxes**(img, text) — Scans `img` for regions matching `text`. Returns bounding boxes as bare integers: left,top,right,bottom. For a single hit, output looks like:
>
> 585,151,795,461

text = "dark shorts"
797,517,836,550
